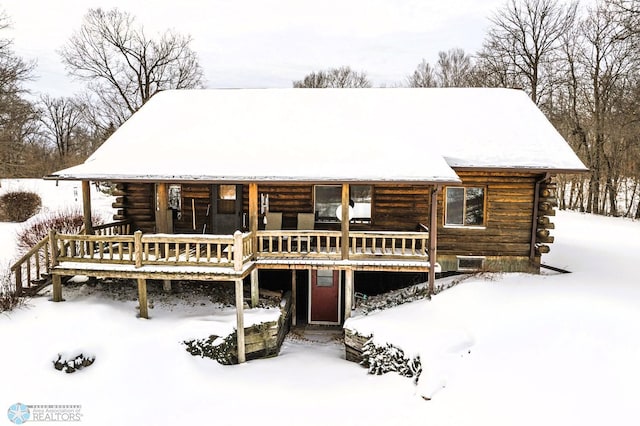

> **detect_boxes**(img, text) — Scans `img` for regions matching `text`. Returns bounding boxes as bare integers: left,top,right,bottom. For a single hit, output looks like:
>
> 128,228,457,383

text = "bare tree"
406,59,438,87
479,0,578,104
407,49,475,88
552,1,640,216
59,8,205,126
0,9,39,178
293,66,371,88
38,95,88,161
436,48,474,87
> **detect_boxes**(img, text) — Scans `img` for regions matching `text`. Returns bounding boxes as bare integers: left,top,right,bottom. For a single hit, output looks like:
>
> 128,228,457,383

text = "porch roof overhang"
47,88,587,183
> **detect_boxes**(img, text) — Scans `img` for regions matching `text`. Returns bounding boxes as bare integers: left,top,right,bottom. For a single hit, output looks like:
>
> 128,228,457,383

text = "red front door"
309,270,341,324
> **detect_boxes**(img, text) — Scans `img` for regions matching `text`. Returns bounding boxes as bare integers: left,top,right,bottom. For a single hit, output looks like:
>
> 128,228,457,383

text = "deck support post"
341,183,350,260
291,270,297,326
155,184,172,292
249,183,258,258
52,274,62,302
250,268,259,308
233,231,243,272
344,268,354,319
428,186,441,296
82,181,93,235
137,278,149,319
235,278,246,363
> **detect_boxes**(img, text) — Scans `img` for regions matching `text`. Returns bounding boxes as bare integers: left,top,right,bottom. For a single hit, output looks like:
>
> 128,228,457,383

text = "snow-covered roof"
50,88,587,183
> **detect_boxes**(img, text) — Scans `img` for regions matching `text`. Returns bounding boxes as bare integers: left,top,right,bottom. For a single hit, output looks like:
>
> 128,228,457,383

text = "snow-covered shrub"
360,339,422,384
0,266,26,313
52,353,95,373
357,276,475,315
0,189,41,222
184,332,237,365
358,284,431,315
0,285,26,313
16,207,104,254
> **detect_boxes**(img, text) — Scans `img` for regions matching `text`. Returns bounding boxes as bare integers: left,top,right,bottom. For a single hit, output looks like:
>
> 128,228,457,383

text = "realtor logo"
7,403,30,425
6,403,82,423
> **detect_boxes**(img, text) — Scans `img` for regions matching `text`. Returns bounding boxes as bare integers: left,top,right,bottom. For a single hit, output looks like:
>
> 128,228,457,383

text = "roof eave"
45,174,462,185
450,166,590,174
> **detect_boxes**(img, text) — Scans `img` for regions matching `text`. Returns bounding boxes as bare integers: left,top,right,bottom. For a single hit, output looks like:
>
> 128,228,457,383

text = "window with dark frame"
314,185,372,223
445,186,485,226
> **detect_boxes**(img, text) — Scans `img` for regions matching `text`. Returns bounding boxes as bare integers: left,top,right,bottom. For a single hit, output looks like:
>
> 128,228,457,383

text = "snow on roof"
51,88,587,182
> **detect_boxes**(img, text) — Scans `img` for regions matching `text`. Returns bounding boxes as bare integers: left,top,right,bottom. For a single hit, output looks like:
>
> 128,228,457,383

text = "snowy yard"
1,179,639,425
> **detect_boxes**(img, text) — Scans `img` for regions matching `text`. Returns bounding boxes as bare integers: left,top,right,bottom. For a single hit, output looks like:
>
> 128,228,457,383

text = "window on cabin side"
445,187,485,226
314,185,372,223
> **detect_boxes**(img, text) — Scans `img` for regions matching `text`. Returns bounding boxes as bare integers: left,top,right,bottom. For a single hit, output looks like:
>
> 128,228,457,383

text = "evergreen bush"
361,339,422,384
52,353,96,373
184,331,238,365
0,190,42,222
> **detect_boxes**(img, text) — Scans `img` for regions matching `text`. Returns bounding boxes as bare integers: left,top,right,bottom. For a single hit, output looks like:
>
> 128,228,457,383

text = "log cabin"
13,88,586,362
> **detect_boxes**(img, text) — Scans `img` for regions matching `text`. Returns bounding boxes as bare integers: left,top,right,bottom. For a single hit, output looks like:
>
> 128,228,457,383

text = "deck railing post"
49,230,58,267
428,186,440,295
134,230,143,268
341,183,350,260
233,231,243,271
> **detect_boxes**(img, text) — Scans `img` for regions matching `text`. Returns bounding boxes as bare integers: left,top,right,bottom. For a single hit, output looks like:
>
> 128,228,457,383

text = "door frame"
210,184,243,234
308,269,342,325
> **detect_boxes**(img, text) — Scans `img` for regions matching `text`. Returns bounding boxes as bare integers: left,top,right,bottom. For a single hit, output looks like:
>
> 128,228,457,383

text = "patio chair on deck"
297,213,315,230
296,213,315,252
264,212,283,252
265,212,283,230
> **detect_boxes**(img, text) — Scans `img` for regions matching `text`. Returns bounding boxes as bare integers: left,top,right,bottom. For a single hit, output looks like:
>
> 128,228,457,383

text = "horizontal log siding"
372,185,429,231
173,184,211,234
437,172,537,257
115,183,155,233
112,174,541,270
257,184,313,229
256,184,431,231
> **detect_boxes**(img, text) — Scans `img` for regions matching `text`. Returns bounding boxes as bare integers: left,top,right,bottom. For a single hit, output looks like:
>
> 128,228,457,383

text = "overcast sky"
2,0,508,97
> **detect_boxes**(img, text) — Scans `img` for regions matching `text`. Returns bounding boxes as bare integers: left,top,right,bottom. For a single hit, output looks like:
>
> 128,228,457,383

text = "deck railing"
55,233,136,264
52,230,253,271
256,231,343,259
92,220,132,236
349,231,429,259
140,232,253,268
256,230,429,260
12,224,430,292
9,234,51,293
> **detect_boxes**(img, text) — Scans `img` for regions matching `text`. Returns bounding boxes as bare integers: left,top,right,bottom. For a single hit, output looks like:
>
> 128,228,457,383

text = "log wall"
437,172,536,256
256,184,313,229
112,172,548,273
172,183,211,234
113,183,155,233
372,185,430,231
435,171,541,272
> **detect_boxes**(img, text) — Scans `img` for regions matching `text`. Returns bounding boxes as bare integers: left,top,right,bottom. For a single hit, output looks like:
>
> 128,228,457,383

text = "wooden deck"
11,222,432,292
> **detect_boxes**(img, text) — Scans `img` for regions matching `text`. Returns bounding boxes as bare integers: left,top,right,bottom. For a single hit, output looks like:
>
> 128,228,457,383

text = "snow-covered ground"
0,179,114,268
1,179,639,426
